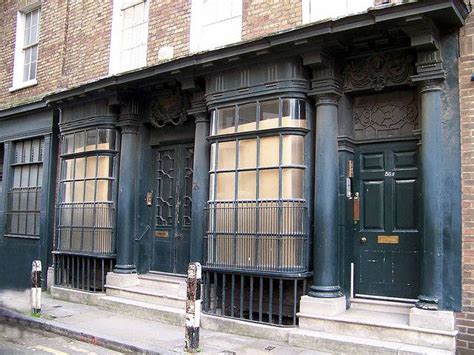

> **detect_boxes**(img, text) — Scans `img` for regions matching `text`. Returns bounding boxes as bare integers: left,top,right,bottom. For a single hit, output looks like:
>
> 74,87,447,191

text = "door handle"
175,233,182,240
353,192,360,222
360,236,368,244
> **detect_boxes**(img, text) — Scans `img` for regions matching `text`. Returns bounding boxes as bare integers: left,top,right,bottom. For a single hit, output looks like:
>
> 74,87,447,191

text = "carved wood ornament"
150,89,189,128
343,53,414,92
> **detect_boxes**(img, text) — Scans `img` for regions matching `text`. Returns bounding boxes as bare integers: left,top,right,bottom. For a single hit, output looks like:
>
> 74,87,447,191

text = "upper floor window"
190,0,242,53
109,0,149,74
302,0,374,24
10,5,41,91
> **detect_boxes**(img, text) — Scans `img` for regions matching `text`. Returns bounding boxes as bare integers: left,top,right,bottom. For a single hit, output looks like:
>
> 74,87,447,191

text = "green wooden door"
354,141,420,300
152,144,193,274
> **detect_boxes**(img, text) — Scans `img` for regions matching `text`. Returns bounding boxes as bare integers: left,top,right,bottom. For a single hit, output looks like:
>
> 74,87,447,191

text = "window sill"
4,234,40,240
9,79,38,93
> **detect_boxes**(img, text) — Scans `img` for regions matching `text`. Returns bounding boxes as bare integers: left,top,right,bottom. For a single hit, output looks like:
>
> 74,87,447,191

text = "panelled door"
152,144,193,274
354,141,420,300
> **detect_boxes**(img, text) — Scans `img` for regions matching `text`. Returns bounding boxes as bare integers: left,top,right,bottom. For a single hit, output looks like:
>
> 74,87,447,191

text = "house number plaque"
377,235,399,244
155,231,169,238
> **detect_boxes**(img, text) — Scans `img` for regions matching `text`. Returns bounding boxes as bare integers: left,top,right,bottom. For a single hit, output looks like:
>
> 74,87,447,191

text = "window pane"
238,171,256,200
97,156,113,177
85,180,96,201
75,157,86,179
210,143,216,172
237,103,257,132
63,182,73,203
96,180,111,201
64,159,74,180
210,110,218,135
32,139,40,162
86,156,97,178
282,169,304,199
21,165,30,186
238,139,257,169
216,172,235,200
259,169,279,199
74,132,85,153
74,181,85,202
86,129,97,151
12,166,21,188
23,63,30,82
282,99,307,128
98,129,116,150
282,135,304,165
29,165,39,186
217,107,236,134
259,136,280,167
217,141,236,170
63,134,74,155
14,141,23,164
209,173,215,200
23,139,32,163
259,100,279,130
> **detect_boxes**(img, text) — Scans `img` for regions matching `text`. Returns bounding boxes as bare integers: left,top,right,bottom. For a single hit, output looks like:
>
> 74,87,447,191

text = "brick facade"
458,5,474,353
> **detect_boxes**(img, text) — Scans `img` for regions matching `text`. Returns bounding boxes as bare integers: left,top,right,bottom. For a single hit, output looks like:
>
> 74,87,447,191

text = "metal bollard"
185,262,202,353
31,260,42,315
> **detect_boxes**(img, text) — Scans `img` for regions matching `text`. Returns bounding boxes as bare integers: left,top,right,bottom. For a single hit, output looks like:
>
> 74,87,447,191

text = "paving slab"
0,290,328,354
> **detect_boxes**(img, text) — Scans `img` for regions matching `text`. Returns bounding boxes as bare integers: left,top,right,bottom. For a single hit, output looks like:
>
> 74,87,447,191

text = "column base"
299,295,347,318
113,264,137,274
308,285,343,298
415,294,439,310
409,307,455,331
106,272,139,288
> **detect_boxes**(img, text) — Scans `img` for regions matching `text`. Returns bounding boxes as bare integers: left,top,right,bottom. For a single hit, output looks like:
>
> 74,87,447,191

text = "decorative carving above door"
353,90,419,140
150,89,189,128
343,53,414,92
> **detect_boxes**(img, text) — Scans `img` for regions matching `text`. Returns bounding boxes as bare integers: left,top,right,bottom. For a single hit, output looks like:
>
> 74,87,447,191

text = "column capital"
118,97,140,134
117,119,139,134
312,92,342,107
416,78,444,94
187,91,208,123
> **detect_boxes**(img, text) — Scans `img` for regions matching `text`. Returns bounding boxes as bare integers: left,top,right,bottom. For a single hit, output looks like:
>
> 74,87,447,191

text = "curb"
0,307,176,354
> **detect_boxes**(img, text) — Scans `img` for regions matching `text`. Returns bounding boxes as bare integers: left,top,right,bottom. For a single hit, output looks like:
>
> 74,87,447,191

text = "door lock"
175,233,182,240
360,236,368,244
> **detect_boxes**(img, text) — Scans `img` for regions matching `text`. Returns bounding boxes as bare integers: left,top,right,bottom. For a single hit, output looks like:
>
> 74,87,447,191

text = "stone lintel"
409,307,455,331
105,272,140,288
298,295,347,318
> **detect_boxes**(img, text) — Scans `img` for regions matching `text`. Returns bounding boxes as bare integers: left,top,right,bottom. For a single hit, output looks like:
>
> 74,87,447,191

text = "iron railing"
202,270,309,326
56,202,115,254
204,200,309,273
53,253,115,292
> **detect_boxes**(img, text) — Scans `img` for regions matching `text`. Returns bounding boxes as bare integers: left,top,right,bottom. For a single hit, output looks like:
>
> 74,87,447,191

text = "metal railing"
53,253,115,292
56,202,115,254
204,201,309,273
202,270,309,326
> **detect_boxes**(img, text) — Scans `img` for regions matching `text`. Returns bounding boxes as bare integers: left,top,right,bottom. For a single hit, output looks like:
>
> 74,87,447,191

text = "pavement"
0,289,327,354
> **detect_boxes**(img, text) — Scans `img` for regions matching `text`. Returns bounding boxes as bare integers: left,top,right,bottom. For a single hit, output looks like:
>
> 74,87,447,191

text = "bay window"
56,128,118,254
206,98,309,273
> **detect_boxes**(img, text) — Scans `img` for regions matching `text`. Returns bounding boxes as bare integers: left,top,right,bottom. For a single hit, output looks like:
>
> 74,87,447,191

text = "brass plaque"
155,231,169,238
377,235,399,244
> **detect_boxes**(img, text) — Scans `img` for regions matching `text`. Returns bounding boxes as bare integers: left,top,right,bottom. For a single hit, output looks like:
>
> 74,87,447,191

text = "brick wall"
242,0,301,41
0,0,410,111
458,5,474,353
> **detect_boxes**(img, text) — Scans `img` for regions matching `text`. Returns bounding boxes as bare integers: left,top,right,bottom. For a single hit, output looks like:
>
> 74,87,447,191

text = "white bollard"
31,260,42,315
184,262,202,352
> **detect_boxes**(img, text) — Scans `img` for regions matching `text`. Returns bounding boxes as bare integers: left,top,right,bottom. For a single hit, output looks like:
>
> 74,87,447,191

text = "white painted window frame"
10,2,41,92
109,0,149,75
302,0,374,25
190,0,243,53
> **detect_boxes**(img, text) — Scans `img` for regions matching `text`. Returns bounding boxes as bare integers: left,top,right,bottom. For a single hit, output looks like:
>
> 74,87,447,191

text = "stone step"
297,309,457,351
105,285,186,308
350,298,413,315
97,295,185,326
137,273,187,292
288,329,453,355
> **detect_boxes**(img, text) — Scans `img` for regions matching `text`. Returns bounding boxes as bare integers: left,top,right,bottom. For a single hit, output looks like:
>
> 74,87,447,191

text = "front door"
354,141,420,300
152,144,193,274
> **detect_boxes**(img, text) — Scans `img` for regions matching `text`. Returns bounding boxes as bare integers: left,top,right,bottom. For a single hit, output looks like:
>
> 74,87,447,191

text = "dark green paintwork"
354,141,420,299
152,144,193,274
